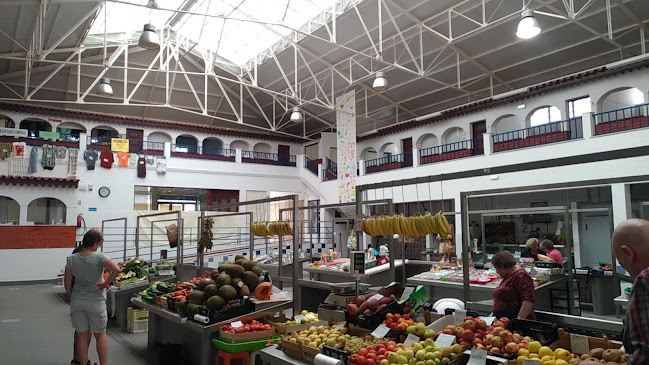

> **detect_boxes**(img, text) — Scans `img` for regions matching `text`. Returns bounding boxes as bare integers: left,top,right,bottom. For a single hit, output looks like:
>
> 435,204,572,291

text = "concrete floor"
0,283,149,365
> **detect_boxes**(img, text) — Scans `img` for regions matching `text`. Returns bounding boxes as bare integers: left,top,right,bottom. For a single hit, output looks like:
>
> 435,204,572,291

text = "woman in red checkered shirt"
491,251,536,320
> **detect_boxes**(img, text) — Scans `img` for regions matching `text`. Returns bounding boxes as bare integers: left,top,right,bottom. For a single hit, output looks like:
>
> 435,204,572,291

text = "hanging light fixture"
138,24,160,49
96,78,113,96
516,9,541,39
372,71,389,91
290,107,303,122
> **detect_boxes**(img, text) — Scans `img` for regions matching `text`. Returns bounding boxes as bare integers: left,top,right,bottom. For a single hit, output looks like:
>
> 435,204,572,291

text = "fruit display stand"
131,296,292,365
305,259,409,286
107,276,175,331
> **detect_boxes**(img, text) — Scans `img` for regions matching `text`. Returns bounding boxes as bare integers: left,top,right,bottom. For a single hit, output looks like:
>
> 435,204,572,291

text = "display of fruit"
348,338,463,365
221,320,272,334
251,221,293,237
288,325,355,350
572,347,628,364
361,211,451,238
297,310,320,323
347,293,394,318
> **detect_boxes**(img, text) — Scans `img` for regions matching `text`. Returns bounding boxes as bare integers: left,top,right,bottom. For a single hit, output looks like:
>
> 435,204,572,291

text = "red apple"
442,328,455,336
484,334,494,345
464,316,475,322
472,338,483,346
455,326,464,337
462,320,477,332
499,317,511,328
476,329,485,336
505,342,519,354
475,332,484,340
518,343,528,350
512,333,522,344
459,341,470,351
490,336,504,348
347,303,360,316
491,327,505,336
491,347,501,354
492,320,505,328
476,343,486,350
476,319,487,330
460,329,475,342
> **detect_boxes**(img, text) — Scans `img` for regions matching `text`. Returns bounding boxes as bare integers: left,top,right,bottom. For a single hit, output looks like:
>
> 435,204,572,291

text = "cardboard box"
324,292,357,307
450,351,510,365
548,328,623,355
279,338,303,360
218,328,276,343
266,315,308,334
318,304,346,322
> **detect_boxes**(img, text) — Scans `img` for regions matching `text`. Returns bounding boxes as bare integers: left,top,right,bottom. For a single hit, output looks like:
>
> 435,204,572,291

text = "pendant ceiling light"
516,9,541,39
290,107,303,122
138,24,160,49
372,71,389,91
96,78,113,97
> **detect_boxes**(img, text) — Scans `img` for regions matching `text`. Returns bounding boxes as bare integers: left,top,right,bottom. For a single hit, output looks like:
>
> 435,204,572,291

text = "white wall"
318,132,337,160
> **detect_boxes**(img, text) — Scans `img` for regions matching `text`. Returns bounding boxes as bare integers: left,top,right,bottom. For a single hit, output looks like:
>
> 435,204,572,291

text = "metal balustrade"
241,150,297,166
365,151,413,174
304,156,318,175
170,144,236,161
593,103,649,135
491,117,583,152
419,137,483,165
322,157,337,181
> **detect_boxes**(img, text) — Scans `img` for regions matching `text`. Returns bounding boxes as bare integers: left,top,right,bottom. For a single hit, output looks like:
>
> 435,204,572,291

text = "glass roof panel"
87,0,334,66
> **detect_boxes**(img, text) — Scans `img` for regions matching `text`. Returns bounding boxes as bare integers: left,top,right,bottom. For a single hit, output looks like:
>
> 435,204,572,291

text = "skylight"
88,0,335,66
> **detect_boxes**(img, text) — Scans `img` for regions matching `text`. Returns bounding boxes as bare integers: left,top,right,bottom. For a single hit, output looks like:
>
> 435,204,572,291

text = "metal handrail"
241,150,297,166
322,157,337,181
304,156,318,175
593,103,649,135
419,137,484,165
491,117,583,152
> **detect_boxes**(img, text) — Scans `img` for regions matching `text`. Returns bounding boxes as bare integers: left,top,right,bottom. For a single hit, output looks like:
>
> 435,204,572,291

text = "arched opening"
27,197,66,225
56,122,86,142
0,114,15,128
598,87,645,112
491,114,520,134
0,196,20,225
442,127,466,144
379,142,399,157
90,126,119,145
202,137,224,155
528,106,562,127
146,131,172,143
229,140,249,150
19,118,51,138
360,147,377,160
416,134,438,149
253,142,271,153
175,135,198,153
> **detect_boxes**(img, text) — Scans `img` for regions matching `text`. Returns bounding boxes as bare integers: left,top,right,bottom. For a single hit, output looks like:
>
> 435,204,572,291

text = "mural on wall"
336,90,356,203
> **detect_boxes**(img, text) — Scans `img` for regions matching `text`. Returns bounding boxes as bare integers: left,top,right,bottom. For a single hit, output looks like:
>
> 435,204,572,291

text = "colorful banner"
336,90,356,203
39,131,60,140
111,138,130,152
0,128,27,137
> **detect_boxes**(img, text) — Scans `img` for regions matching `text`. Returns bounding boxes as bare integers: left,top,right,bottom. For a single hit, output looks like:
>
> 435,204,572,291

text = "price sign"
231,321,243,328
522,359,541,365
368,294,384,302
334,321,347,331
466,348,487,365
435,333,456,348
401,287,414,299
111,138,130,152
570,333,590,354
370,325,390,339
403,334,420,347
294,315,305,323
481,316,496,325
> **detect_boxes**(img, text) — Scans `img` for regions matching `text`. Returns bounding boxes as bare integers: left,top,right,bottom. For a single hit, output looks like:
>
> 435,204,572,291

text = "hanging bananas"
251,221,293,237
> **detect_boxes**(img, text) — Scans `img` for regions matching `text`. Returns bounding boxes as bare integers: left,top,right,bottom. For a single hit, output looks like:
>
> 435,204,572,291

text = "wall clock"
98,186,110,198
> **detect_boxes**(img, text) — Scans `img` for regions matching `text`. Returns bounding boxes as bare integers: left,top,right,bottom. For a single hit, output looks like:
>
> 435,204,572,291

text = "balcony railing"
492,117,583,152
322,158,337,181
419,137,483,165
0,132,80,148
241,150,296,166
171,144,236,161
304,156,318,175
365,151,412,174
593,103,649,135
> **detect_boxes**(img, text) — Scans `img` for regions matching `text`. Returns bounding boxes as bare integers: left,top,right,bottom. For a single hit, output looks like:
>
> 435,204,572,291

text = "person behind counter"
521,238,541,261
540,239,564,267
491,251,536,320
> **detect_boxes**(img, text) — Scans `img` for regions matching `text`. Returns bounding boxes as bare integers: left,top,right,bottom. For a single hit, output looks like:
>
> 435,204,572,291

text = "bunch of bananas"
361,211,451,238
250,221,294,237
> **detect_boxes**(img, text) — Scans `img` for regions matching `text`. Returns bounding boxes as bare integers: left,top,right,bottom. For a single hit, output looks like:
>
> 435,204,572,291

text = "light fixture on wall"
516,9,541,39
138,24,160,49
96,78,113,96
290,107,303,122
372,72,389,91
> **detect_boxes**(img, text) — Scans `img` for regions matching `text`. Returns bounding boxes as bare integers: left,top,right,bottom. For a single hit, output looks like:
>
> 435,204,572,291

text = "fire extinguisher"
77,214,83,228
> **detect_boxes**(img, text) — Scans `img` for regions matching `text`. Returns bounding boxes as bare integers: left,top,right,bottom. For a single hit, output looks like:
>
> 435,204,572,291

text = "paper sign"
111,138,130,152
570,333,590,354
370,325,390,339
466,348,487,365
368,294,384,302
522,359,541,365
482,316,496,325
0,127,27,137
403,333,420,347
294,315,305,323
402,287,414,299
231,321,243,328
39,131,60,140
435,333,456,347
334,321,347,331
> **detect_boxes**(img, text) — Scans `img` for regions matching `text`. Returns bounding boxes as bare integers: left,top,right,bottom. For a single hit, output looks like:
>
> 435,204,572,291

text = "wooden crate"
279,338,303,360
548,328,623,355
218,328,276,343
302,343,322,362
266,315,309,334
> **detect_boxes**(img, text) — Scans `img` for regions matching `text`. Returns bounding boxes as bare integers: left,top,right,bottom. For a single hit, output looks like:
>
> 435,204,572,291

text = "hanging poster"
336,90,356,203
111,138,129,152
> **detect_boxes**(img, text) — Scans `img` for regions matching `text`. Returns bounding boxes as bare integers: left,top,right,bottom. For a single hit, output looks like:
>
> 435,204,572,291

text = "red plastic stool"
215,351,251,365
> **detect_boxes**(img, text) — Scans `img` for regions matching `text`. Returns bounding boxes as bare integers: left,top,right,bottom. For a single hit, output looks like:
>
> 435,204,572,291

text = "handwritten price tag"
370,325,390,339
368,294,384,302
334,321,347,331
435,333,456,347
481,316,496,326
466,348,487,365
570,333,590,354
403,333,420,347
294,315,305,323
402,287,414,299
231,321,243,328
522,359,541,365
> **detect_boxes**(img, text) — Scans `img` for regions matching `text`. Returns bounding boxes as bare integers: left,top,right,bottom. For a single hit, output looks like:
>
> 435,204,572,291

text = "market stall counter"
131,297,292,365
260,344,313,365
107,276,175,331
305,259,409,286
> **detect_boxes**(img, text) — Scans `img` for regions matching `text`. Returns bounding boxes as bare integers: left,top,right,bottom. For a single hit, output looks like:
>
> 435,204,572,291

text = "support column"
482,133,492,156
163,142,171,158
317,162,323,181
611,183,632,228
235,148,242,164
582,112,593,139
358,160,364,176
453,191,463,259
412,148,419,167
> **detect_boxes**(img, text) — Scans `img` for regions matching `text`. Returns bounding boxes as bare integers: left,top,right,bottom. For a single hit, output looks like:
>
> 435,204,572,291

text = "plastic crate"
127,307,149,322
510,318,559,346
197,297,254,325
127,319,148,333
212,337,279,353
322,345,349,363
345,299,399,329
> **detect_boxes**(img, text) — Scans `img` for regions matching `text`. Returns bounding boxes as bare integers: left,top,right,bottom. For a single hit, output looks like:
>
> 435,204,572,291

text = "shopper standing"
539,239,564,267
64,230,120,365
611,218,649,365
491,251,536,320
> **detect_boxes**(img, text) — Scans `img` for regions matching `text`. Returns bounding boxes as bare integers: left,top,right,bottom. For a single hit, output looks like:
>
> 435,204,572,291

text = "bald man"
612,218,649,365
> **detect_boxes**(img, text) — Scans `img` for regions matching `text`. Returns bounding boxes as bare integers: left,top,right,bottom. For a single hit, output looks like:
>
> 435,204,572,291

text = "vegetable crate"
548,328,623,355
127,320,148,333
127,307,149,323
218,328,276,343
119,276,149,290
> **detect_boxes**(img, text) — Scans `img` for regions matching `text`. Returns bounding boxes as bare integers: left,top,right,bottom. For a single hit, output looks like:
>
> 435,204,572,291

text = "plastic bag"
166,224,178,248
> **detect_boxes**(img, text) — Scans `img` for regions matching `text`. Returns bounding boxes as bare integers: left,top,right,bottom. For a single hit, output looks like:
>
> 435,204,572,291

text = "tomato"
350,354,358,364
356,356,366,365
387,344,396,352
366,352,377,361
377,348,386,355
357,348,368,357
402,313,410,320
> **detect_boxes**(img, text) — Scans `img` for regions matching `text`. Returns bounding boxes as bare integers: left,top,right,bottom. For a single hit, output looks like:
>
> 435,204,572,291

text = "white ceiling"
0,0,647,140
